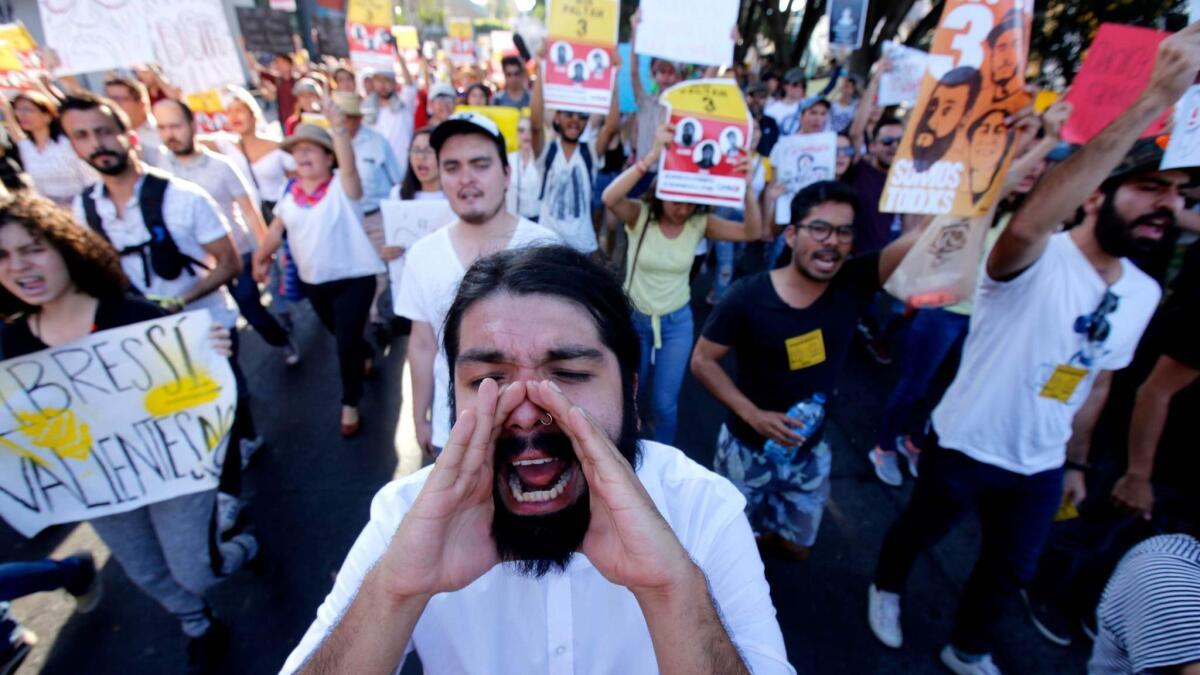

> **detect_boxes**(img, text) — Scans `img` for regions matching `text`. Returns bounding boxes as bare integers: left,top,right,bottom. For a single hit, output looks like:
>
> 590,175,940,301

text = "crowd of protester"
0,13,1197,675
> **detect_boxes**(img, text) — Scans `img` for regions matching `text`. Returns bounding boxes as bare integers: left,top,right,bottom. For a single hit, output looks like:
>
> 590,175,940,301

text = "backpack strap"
80,186,107,240
538,141,559,201
624,204,652,293
139,170,211,281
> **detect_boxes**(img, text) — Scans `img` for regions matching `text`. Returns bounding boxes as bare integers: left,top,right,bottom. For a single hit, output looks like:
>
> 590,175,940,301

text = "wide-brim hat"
281,123,335,154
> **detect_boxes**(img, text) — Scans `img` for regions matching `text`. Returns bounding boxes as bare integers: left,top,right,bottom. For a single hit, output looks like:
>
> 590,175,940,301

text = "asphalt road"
1,262,1093,674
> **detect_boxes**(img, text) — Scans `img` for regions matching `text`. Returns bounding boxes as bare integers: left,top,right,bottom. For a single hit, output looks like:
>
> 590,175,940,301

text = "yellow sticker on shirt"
1039,365,1088,402
785,329,827,371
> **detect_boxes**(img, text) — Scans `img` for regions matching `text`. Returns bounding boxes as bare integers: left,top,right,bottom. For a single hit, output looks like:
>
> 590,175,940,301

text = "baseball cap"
430,111,507,164
784,68,806,85
292,78,323,97
429,82,457,100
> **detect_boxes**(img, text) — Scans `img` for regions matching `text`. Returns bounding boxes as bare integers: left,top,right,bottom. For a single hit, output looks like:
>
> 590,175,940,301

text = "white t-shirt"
162,149,257,254
370,88,418,169
280,441,795,675
17,136,98,204
538,140,598,253
212,136,296,205
764,99,802,136
393,219,560,446
506,151,542,220
72,174,238,327
931,233,1161,475
275,172,386,285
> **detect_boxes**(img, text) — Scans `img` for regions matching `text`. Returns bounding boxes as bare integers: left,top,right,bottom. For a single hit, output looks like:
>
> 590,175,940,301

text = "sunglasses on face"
837,147,855,156
796,220,854,243
1074,289,1120,345
877,136,901,146
560,111,586,120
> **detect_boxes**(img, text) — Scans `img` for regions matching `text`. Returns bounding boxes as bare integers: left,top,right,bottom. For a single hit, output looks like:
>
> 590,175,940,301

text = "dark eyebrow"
456,348,507,366
455,345,605,367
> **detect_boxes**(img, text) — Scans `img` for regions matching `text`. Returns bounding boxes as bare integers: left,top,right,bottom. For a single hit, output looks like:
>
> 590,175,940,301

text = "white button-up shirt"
281,441,794,675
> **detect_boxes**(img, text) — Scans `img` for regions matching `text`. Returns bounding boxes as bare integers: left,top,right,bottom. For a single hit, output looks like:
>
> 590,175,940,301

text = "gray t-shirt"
162,149,257,254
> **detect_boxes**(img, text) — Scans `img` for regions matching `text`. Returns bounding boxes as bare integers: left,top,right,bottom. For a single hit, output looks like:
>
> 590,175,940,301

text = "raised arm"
848,59,884,152
629,10,650,102
706,158,763,242
989,24,1200,280
325,96,363,200
530,46,547,157
593,61,623,155
602,121,670,224
997,100,1072,200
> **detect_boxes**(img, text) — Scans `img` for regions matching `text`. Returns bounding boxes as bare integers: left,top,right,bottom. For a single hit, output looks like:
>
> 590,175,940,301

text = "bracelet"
1065,460,1090,473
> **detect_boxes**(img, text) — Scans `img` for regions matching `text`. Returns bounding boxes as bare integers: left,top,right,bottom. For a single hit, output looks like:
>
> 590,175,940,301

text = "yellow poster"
347,0,393,26
655,79,753,209
391,26,419,51
455,105,521,153
448,18,472,40
447,17,475,64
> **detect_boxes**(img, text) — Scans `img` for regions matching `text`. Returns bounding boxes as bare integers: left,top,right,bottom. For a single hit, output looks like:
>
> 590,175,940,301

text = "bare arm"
848,60,884,152
325,97,363,200
636,567,750,675
691,337,802,446
706,163,763,242
530,51,546,157
251,216,286,282
878,214,933,282
594,76,622,156
603,121,671,223
990,25,1200,280
0,96,25,143
408,320,437,455
236,194,270,243
997,101,1072,200
629,11,649,102
298,571,426,674
1068,370,1113,467
184,236,242,304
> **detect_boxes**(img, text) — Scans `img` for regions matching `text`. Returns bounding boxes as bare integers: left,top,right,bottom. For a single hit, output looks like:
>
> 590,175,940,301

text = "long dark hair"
0,193,129,319
399,127,435,200
12,92,66,142
641,180,710,224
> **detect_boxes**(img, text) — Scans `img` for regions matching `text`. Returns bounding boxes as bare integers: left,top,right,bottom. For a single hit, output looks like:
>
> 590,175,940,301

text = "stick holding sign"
543,0,618,115
655,79,753,209
0,311,237,538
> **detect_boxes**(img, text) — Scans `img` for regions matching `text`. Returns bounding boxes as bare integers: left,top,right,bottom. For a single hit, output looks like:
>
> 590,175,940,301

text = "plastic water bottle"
763,393,827,463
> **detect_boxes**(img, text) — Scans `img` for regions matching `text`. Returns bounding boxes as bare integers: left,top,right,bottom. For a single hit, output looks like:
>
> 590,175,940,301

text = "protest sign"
0,24,44,91
880,0,1034,217
828,0,868,49
270,0,297,10
0,311,237,538
381,199,456,307
768,132,837,224
314,14,350,58
146,0,245,95
1162,84,1200,171
455,105,521,153
37,0,155,75
447,18,475,65
1060,24,1171,146
236,7,295,56
490,30,516,70
543,0,618,115
883,211,995,309
391,26,420,51
617,43,653,114
347,0,392,26
877,41,928,107
654,79,752,209
185,89,230,134
634,0,738,67
346,0,396,73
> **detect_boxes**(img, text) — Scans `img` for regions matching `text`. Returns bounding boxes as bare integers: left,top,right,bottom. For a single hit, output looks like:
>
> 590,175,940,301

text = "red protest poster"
543,0,618,115
347,22,395,73
655,79,752,209
1061,24,1172,146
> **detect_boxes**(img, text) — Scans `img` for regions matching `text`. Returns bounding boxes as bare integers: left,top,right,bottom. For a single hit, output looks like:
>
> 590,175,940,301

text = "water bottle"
762,393,827,463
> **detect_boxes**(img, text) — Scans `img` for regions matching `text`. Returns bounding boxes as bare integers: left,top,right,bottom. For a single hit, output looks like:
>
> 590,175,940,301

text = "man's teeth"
508,465,572,503
512,457,555,466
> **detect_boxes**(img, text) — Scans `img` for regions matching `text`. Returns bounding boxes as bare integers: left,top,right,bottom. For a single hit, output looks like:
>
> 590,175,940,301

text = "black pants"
300,275,376,406
874,442,1063,655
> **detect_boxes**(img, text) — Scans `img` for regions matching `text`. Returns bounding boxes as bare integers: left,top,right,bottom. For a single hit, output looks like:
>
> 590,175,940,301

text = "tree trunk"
792,0,826,68
904,0,946,49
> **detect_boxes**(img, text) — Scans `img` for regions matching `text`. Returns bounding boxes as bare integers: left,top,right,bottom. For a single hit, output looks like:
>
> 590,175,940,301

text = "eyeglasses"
410,146,435,157
877,136,902,146
796,220,854,243
837,147,856,156
559,111,586,120
1074,289,1119,347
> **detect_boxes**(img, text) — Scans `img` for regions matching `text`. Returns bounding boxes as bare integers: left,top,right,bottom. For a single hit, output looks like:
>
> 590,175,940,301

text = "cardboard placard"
655,79,752,209
0,23,44,91
147,0,245,95
543,0,618,115
0,311,236,538
447,17,475,65
37,0,155,75
454,105,521,154
314,14,350,58
880,0,1034,216
633,0,738,67
185,89,230,134
883,210,995,309
391,26,420,51
768,133,838,224
878,40,928,107
1162,84,1200,171
381,199,457,308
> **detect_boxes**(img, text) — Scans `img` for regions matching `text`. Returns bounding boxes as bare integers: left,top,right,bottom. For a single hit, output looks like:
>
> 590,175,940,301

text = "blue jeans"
711,206,746,302
0,557,90,601
875,443,1064,655
631,305,693,445
878,309,970,449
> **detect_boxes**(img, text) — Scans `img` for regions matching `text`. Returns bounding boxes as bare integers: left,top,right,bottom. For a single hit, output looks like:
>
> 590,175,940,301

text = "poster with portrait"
145,0,246,95
768,132,838,225
447,17,475,65
0,23,45,91
382,199,457,307
880,0,1033,217
827,0,868,49
543,0,618,115
1162,83,1200,171
655,79,752,209
878,41,929,107
0,311,237,538
37,0,156,76
883,210,997,309
185,89,230,133
634,0,738,67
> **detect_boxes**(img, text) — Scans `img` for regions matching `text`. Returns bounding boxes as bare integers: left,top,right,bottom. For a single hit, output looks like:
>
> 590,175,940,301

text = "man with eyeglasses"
867,25,1200,674
691,181,927,561
494,56,531,109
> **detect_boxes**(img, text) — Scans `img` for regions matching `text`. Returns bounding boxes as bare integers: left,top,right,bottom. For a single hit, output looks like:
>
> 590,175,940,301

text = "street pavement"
1,264,1094,674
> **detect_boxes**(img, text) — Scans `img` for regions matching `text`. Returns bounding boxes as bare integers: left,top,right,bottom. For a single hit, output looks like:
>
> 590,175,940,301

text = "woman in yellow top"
602,122,762,444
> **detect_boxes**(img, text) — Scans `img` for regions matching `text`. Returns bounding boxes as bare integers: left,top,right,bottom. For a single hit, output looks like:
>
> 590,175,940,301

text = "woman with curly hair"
0,193,255,672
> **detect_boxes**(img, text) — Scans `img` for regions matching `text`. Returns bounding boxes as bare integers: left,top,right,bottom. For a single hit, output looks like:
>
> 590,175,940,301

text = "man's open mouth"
497,446,584,515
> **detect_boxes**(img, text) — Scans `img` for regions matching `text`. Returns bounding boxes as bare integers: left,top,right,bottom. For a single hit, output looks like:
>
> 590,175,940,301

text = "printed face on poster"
634,0,738,67
0,311,236,538
878,41,929,107
655,79,752,209
382,199,457,308
543,0,618,115
828,0,868,49
146,0,245,95
880,0,1033,217
768,132,837,225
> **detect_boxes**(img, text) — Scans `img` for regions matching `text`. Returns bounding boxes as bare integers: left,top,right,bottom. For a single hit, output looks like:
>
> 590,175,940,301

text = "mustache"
1130,209,1176,231
89,150,121,162
495,430,576,465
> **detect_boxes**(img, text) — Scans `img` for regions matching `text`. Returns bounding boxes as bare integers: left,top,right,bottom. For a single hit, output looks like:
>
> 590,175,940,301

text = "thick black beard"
1095,196,1174,258
911,126,957,172
170,141,195,157
490,389,640,578
89,151,129,177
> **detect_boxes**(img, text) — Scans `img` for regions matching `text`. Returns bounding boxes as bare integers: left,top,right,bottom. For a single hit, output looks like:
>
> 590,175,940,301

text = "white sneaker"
940,645,1002,675
868,584,903,648
240,436,264,470
216,492,242,535
869,448,903,487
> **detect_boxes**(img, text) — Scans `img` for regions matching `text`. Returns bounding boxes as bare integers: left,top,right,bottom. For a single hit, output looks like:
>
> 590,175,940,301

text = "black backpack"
80,169,210,288
539,139,594,201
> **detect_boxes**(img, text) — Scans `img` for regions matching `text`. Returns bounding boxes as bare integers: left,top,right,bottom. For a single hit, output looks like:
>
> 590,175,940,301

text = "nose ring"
538,412,553,426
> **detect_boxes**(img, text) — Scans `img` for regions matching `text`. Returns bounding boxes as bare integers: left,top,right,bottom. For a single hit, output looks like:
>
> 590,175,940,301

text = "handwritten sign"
544,0,618,115
878,41,929,107
382,200,456,308
768,132,837,224
828,0,868,49
881,0,1033,216
1162,83,1200,171
236,7,295,55
655,79,752,209
634,0,738,67
0,311,237,538
147,0,245,95
1061,24,1171,146
38,0,155,76
883,211,995,309
447,17,475,65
